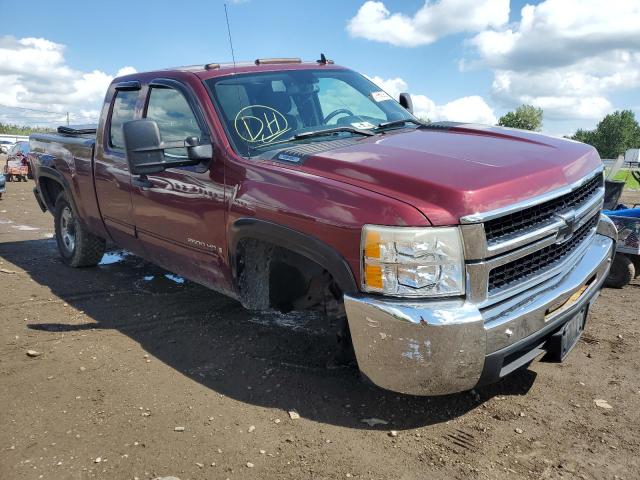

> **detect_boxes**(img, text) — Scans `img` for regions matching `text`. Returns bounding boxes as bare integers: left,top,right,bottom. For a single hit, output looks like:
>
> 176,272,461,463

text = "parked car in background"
29,57,616,396
0,140,15,154
0,172,5,199
5,141,30,181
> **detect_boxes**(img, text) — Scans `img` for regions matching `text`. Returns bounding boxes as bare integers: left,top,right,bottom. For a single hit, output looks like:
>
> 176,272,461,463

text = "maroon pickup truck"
29,57,616,395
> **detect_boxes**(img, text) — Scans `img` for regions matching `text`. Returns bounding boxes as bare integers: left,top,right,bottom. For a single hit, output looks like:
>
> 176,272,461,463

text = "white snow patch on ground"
99,250,129,265
164,273,185,284
143,275,155,281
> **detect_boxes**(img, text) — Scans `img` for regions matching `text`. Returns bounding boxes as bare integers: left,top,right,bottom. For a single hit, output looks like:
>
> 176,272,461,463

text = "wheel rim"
60,206,76,253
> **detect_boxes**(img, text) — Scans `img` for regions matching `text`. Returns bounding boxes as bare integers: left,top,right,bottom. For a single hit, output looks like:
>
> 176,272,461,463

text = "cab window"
145,87,204,158
109,89,138,150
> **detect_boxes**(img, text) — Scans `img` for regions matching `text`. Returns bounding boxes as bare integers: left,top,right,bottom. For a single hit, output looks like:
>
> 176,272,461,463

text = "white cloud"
347,0,509,47
0,36,136,126
367,75,497,124
467,0,640,121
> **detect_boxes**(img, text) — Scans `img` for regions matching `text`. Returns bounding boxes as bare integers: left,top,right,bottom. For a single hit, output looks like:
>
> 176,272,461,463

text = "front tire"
54,192,106,267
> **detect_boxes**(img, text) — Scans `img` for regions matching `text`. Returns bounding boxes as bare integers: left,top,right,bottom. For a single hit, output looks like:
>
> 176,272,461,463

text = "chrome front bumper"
344,217,616,396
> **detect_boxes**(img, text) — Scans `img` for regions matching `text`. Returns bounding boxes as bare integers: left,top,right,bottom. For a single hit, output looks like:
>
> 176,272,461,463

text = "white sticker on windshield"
351,121,376,130
371,91,392,102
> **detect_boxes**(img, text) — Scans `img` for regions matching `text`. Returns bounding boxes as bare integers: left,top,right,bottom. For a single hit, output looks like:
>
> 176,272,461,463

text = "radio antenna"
224,3,237,70
224,3,250,159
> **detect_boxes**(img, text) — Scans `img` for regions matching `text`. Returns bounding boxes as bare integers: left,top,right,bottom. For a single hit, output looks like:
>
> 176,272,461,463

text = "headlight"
361,225,465,297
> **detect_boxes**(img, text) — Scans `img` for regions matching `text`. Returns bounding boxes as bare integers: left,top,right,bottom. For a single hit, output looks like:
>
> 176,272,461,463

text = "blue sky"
1,0,639,136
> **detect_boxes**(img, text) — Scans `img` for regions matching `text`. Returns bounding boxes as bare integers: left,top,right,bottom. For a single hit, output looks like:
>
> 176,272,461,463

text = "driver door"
129,79,228,290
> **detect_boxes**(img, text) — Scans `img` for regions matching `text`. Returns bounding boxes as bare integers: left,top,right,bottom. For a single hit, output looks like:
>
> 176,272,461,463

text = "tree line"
0,122,52,135
497,105,640,159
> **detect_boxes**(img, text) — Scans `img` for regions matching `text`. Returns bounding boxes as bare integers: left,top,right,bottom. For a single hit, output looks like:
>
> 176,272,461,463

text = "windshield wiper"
294,126,375,140
252,126,375,151
376,118,426,130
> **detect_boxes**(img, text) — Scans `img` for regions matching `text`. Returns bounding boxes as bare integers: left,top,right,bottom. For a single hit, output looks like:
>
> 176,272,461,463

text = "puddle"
0,219,14,224
99,250,130,265
164,273,185,284
12,225,39,231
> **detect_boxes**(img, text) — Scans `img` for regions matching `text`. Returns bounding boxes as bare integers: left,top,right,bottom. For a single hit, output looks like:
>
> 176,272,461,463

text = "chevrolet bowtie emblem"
556,210,577,243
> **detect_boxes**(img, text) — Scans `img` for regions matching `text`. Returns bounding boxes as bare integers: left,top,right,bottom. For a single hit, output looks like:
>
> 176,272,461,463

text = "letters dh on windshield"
234,105,290,144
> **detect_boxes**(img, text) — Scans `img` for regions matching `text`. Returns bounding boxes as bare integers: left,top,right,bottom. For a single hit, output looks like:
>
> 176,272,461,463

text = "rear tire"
605,253,635,288
54,192,106,267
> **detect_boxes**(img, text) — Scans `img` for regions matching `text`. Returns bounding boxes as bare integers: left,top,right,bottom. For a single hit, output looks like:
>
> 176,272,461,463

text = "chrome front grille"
488,214,598,292
484,174,603,244
462,166,605,306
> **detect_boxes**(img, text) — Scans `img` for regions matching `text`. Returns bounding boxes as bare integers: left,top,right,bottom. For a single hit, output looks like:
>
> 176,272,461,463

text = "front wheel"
54,192,106,267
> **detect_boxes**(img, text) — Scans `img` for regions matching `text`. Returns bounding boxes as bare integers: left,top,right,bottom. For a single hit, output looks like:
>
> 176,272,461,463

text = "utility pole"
66,112,69,126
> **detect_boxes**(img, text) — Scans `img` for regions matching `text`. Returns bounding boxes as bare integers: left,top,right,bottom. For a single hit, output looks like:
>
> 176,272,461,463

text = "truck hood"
292,124,602,225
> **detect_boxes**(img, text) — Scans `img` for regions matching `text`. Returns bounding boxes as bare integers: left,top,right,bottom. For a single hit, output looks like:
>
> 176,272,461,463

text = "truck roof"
115,57,346,83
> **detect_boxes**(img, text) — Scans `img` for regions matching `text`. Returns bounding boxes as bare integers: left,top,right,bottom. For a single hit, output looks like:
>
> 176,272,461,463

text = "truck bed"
29,126,105,237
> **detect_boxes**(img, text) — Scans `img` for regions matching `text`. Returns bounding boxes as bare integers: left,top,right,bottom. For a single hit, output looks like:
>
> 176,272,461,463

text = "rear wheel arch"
38,175,65,211
37,167,83,215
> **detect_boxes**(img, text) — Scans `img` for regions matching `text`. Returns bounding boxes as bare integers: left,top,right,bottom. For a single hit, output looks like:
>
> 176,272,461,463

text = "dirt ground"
1,174,639,480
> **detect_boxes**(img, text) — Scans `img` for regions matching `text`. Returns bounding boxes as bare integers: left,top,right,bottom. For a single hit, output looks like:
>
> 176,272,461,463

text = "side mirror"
122,119,210,175
184,136,213,161
123,119,166,175
399,93,413,114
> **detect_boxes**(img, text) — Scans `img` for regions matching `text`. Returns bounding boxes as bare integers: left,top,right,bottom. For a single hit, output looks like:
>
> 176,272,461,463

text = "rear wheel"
605,253,635,288
54,192,106,267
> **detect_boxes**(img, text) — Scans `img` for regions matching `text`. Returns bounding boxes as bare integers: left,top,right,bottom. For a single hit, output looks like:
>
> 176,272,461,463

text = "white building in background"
0,133,29,144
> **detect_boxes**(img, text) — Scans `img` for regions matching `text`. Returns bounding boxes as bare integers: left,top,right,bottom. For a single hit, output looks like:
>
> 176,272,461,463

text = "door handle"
132,176,153,189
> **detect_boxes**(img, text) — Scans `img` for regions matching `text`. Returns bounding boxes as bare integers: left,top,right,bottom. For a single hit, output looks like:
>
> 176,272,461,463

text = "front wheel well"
235,238,345,318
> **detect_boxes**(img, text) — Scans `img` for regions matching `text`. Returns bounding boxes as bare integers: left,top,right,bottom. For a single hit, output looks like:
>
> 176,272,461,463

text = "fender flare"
229,218,358,295
37,166,81,219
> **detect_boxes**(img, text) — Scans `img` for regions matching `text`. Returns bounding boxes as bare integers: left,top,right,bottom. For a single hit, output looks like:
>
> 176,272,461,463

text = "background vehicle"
5,141,30,181
0,140,14,154
29,58,616,396
604,207,640,287
0,172,5,199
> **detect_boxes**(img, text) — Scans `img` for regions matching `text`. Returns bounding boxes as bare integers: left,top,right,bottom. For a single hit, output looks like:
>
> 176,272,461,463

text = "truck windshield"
205,68,415,157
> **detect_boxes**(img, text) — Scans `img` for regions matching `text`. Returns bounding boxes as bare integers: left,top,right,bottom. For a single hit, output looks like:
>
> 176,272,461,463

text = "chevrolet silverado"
29,57,616,395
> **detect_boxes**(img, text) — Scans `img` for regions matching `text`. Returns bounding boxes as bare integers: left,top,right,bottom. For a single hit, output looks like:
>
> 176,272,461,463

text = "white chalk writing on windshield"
234,105,291,144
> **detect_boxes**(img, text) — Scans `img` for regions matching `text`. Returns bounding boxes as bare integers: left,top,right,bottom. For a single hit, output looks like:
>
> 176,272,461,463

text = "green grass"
611,170,640,189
